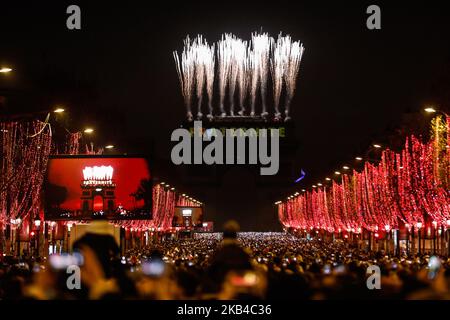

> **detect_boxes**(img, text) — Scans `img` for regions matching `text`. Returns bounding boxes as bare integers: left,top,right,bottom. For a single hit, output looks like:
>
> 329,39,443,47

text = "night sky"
1,1,449,230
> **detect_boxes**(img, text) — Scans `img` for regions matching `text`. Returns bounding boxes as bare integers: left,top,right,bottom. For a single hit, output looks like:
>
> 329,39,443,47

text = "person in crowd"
204,220,253,294
72,216,120,278
2,231,450,300
72,216,136,299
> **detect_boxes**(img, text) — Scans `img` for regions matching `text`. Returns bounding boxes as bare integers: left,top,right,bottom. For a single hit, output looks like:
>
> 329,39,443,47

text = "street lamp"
416,222,423,255
424,106,449,117
84,128,94,134
355,157,363,161
0,67,12,73
34,216,41,257
373,144,382,149
34,217,41,228
53,107,65,113
105,145,114,149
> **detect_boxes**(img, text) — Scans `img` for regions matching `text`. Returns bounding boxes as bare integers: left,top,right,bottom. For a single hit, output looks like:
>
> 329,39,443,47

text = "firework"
174,36,215,120
271,34,284,119
282,36,304,121
193,36,206,119
223,35,248,116
173,36,195,120
204,43,215,119
217,34,232,116
249,33,272,117
236,42,249,116
174,32,304,121
193,36,215,119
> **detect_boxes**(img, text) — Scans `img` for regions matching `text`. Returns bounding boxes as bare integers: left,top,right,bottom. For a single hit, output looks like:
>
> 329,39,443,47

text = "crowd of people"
1,220,450,300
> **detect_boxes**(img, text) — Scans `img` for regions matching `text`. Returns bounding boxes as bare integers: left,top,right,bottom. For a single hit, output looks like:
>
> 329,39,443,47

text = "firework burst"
281,36,304,121
217,35,233,116
271,34,284,119
174,32,304,121
249,32,272,117
173,36,195,120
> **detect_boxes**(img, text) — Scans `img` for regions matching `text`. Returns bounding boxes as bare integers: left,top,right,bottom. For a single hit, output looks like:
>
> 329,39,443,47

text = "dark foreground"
1,232,449,300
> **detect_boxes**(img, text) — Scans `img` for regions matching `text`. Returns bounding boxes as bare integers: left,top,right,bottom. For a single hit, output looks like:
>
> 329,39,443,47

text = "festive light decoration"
0,119,203,235
0,120,52,225
114,184,202,232
278,115,450,233
63,132,82,155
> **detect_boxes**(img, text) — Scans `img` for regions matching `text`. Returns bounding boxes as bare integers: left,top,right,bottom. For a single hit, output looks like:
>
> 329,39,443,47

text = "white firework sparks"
193,36,206,119
249,32,272,117
236,42,249,116
174,32,304,121
271,34,285,119
282,36,304,121
173,36,195,120
192,36,215,119
223,35,248,116
204,44,215,119
174,36,215,120
217,34,233,116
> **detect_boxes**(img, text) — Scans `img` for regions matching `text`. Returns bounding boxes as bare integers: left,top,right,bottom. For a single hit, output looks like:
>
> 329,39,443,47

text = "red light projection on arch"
45,157,151,220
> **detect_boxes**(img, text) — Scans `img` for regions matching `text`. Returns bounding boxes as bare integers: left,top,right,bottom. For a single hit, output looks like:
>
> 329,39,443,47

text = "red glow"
278,116,449,234
93,195,103,211
46,157,151,213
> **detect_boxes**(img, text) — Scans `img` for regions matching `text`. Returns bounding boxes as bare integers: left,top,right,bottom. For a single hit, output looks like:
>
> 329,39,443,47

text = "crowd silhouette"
1,220,450,300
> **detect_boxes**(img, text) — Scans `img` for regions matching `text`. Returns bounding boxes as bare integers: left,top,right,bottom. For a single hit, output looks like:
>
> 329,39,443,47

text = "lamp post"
432,221,437,255
385,225,391,255
66,223,73,253
11,218,22,257
424,107,449,117
405,224,410,256
34,216,41,257
417,222,423,255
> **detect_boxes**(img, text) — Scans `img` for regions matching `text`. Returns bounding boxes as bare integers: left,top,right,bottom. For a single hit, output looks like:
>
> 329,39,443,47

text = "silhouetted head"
223,220,240,239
